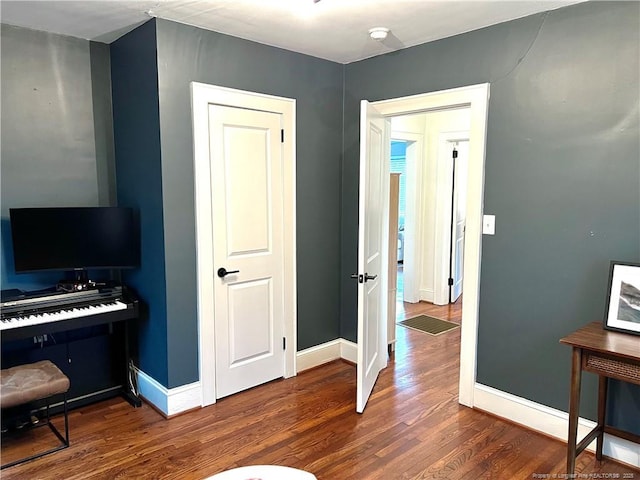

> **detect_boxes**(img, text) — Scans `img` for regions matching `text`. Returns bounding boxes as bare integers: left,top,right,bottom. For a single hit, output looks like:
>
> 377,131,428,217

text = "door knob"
351,273,364,283
364,273,377,282
217,267,239,278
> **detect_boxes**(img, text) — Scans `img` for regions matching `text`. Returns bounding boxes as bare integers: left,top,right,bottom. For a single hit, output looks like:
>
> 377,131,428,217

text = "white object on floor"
205,465,317,480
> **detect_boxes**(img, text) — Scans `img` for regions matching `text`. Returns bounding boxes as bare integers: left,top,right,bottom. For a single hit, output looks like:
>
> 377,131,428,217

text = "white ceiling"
1,0,586,64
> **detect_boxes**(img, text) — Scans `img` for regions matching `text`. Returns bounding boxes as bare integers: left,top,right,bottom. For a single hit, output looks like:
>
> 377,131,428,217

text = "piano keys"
1,299,127,330
0,286,137,342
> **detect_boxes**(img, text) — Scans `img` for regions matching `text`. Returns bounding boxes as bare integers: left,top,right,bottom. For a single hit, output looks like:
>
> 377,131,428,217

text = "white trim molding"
340,339,358,364
135,368,202,417
474,383,640,468
372,83,490,408
296,340,342,372
296,339,358,372
419,288,434,303
390,130,424,305
433,130,469,306
137,338,357,416
191,82,297,407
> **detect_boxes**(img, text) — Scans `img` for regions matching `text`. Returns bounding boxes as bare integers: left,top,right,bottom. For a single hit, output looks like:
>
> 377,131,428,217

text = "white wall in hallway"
392,109,471,303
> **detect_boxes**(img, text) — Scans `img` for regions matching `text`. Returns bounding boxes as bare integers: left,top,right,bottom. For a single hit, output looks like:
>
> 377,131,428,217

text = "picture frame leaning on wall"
603,261,640,335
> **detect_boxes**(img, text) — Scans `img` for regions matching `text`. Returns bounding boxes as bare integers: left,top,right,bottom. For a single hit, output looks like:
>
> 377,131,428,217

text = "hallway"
395,264,462,325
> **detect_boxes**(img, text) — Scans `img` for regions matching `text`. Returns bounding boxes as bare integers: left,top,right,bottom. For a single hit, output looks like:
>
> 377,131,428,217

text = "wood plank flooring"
2,295,638,479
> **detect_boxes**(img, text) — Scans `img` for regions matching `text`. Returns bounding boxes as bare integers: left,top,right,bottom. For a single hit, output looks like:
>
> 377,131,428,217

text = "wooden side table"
560,322,640,474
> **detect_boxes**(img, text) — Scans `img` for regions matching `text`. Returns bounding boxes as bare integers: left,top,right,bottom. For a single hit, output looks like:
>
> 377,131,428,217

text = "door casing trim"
389,131,424,304
434,131,469,306
191,82,297,406
371,83,489,407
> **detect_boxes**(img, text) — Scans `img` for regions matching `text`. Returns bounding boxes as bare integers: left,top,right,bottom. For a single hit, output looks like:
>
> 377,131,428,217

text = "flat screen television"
10,207,140,276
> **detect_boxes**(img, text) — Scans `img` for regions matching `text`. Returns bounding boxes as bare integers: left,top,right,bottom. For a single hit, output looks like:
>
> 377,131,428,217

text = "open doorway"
367,84,489,407
437,135,470,306
387,109,470,351
447,139,469,305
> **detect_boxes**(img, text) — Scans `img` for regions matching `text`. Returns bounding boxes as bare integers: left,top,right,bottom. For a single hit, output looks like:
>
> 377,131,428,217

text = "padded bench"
1,360,70,469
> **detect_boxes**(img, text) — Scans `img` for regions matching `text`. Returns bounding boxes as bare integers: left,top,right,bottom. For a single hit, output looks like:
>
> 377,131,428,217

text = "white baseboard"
296,340,342,371
419,288,434,303
340,339,357,364
135,338,357,416
135,368,202,417
474,383,640,468
296,338,358,371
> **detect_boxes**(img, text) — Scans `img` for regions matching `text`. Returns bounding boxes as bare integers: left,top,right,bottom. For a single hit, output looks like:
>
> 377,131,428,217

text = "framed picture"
603,261,640,335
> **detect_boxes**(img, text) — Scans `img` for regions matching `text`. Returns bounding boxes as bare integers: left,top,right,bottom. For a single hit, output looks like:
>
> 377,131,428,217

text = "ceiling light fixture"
369,27,390,41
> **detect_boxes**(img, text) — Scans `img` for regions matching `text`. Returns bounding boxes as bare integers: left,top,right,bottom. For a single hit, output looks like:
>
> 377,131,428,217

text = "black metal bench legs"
1,360,70,469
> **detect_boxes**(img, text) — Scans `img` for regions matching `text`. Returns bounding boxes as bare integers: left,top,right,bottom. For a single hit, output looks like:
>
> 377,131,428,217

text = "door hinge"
448,277,454,286
283,337,286,350
281,129,284,143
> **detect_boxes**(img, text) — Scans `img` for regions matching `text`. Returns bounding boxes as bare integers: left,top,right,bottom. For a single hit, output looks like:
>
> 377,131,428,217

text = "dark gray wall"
90,42,117,207
343,1,639,431
155,19,344,386
0,24,115,290
115,19,344,388
111,20,169,387
0,24,122,402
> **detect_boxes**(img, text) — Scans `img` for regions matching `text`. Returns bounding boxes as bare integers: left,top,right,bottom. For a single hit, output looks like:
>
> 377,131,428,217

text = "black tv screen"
10,207,140,273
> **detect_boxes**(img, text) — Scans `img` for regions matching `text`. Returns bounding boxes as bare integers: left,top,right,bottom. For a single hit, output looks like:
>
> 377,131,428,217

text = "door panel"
209,105,284,399
365,279,380,375
356,100,390,413
227,279,272,365
224,126,271,255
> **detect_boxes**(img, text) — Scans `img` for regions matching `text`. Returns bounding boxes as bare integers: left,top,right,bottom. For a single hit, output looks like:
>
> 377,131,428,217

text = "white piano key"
0,300,128,331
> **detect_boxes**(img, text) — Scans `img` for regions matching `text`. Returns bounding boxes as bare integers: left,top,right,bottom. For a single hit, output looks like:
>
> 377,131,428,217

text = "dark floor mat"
398,315,459,336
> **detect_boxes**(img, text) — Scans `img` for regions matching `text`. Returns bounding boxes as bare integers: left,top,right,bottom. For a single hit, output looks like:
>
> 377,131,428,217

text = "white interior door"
356,100,390,413
209,104,285,399
451,142,469,302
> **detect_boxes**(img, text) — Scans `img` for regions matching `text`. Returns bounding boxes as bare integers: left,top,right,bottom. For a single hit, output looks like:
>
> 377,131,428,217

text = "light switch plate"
483,215,495,235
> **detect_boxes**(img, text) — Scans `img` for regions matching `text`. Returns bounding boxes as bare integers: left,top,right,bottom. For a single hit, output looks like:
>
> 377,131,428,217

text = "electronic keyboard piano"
1,285,142,407
0,286,138,342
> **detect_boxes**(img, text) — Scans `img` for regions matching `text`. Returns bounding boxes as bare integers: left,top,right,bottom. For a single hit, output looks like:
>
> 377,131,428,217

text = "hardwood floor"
2,293,638,479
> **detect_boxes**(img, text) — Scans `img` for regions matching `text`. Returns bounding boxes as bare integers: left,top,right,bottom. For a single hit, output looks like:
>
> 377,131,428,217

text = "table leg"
567,347,582,475
596,375,608,461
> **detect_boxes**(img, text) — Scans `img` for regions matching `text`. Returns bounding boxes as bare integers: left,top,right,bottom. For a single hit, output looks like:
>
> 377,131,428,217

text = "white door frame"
191,82,297,406
371,83,489,407
434,131,469,306
390,131,424,304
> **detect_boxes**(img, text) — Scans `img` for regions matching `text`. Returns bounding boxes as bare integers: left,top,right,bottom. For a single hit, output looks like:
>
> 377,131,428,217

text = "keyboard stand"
122,318,142,408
